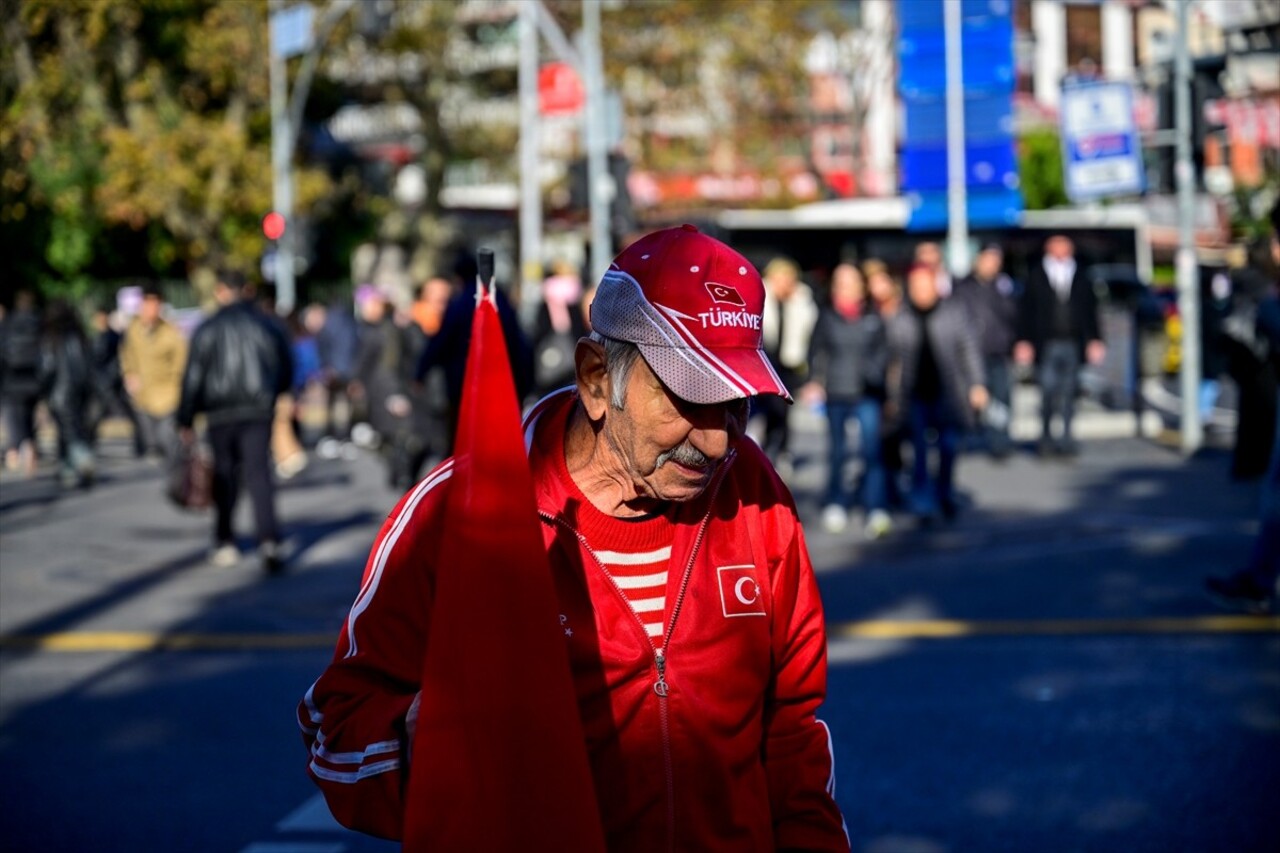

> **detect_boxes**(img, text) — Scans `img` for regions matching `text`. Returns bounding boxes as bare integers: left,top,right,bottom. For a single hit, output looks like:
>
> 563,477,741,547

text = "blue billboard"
896,0,1022,231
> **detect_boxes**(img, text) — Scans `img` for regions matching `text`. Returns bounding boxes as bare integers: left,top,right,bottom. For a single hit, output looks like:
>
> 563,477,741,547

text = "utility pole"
1175,0,1202,454
518,0,542,307
582,0,611,283
268,0,297,314
942,0,971,278
267,0,354,315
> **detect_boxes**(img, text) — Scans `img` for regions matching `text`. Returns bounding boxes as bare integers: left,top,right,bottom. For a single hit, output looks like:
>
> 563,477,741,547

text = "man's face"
867,271,896,305
975,249,1003,281
915,242,942,269
908,267,939,310
1046,236,1074,260
602,356,746,504
831,264,864,305
360,296,387,323
767,269,798,301
421,278,452,312
139,295,162,325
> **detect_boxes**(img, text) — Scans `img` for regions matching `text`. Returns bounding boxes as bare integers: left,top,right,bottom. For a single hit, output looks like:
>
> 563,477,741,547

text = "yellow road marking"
0,616,1276,653
0,632,336,652
832,615,1280,640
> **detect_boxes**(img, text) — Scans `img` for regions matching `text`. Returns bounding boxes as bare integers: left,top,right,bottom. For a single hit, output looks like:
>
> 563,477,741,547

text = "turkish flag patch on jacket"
717,565,767,617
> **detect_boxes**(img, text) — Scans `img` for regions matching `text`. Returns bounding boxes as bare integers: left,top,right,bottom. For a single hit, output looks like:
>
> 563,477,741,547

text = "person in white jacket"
758,257,818,474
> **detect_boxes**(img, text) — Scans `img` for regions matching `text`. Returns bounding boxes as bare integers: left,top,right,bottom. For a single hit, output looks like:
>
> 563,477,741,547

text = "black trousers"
207,419,280,547
758,366,803,460
1037,339,1081,441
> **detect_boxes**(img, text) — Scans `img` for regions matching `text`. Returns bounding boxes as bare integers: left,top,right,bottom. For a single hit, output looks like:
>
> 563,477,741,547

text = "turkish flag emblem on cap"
717,565,767,618
705,282,746,307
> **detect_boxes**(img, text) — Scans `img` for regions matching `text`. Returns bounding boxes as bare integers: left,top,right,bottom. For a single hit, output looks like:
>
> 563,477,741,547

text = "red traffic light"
262,211,286,241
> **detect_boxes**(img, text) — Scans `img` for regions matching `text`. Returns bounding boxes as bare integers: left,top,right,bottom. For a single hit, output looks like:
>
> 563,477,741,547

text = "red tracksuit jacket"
298,391,849,851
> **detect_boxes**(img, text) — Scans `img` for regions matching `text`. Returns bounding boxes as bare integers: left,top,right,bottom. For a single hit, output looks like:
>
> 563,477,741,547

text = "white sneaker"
864,509,892,540
316,438,340,460
210,544,240,567
339,441,359,461
821,504,848,533
351,423,378,449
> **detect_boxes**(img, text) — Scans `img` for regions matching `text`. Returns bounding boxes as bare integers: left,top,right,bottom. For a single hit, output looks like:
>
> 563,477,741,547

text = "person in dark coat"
39,300,97,488
866,260,908,508
531,260,589,399
1015,234,1105,457
1222,245,1279,481
354,287,421,490
176,271,294,573
413,267,532,454
315,293,360,457
1207,221,1280,612
89,301,146,457
804,262,891,537
0,289,43,476
953,243,1020,458
888,263,988,521
400,277,454,485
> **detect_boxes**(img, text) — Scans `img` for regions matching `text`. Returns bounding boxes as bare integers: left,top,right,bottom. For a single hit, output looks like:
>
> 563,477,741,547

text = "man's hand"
969,385,990,412
405,691,422,752
1013,341,1034,365
1086,339,1106,366
799,382,825,406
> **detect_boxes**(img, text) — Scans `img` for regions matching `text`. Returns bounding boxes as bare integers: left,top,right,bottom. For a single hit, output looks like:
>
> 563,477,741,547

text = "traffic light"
262,211,286,241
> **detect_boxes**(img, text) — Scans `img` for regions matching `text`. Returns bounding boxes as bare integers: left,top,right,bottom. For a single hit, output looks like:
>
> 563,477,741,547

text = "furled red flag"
403,253,606,852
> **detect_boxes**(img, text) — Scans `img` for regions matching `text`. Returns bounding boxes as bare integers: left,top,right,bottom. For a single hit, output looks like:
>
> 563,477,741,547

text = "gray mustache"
657,443,713,470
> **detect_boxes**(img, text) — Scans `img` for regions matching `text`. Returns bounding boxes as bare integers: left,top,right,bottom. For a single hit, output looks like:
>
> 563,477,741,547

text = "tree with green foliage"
319,0,856,281
2,0,330,301
1018,127,1068,211
561,0,853,206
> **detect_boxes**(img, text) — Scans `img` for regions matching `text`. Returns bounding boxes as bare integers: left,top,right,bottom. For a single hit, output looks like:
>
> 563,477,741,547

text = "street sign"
897,0,1020,232
1060,81,1145,202
270,3,314,60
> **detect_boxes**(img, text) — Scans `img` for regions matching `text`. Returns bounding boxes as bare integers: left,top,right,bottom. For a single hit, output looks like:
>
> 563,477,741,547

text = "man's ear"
575,339,611,421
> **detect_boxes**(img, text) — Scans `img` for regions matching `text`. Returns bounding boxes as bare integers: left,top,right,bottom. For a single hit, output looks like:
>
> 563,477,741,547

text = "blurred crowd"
2,228,1278,583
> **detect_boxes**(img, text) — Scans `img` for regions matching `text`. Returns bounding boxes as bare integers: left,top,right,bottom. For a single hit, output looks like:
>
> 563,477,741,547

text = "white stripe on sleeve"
345,461,453,658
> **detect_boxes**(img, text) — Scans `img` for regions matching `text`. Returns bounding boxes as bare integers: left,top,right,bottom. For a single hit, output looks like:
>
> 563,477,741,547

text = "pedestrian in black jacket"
39,300,97,489
1207,219,1280,611
89,303,146,457
953,243,1020,458
0,290,43,476
804,262,891,537
414,273,531,454
888,263,988,521
177,272,294,573
1015,234,1105,457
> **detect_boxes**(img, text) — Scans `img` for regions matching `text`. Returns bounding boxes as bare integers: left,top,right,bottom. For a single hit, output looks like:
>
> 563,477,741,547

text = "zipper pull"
653,648,669,698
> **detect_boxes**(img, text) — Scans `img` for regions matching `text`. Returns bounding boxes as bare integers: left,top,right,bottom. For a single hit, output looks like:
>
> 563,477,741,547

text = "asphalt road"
1,409,1277,853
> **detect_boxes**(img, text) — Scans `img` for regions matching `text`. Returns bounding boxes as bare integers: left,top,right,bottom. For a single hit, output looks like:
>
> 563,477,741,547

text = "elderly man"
299,226,849,851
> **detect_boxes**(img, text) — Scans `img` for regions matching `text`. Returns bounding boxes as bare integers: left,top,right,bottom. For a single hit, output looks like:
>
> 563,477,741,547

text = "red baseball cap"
590,225,790,404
